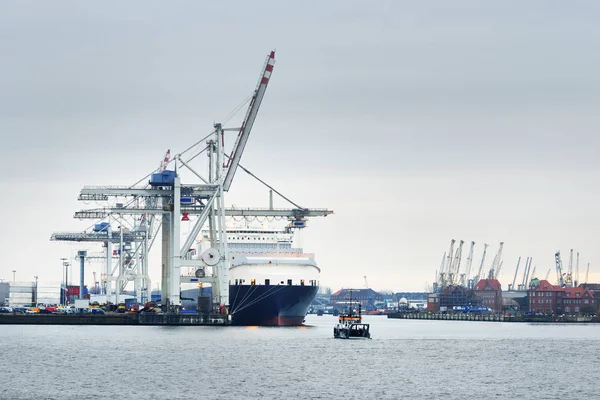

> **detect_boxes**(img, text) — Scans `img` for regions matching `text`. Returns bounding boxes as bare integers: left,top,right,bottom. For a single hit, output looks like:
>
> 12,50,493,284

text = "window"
250,278,256,286
287,279,292,286
575,307,580,313
300,280,305,286
584,299,589,304
265,279,270,286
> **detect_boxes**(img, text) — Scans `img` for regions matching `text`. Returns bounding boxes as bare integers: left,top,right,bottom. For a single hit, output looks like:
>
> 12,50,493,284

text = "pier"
0,313,229,326
387,312,599,323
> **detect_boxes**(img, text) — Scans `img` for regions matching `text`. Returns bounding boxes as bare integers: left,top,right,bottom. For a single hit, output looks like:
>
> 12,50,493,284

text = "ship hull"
229,284,318,326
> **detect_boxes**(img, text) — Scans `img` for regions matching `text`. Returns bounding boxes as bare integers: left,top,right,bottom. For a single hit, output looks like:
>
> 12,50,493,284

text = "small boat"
333,304,371,339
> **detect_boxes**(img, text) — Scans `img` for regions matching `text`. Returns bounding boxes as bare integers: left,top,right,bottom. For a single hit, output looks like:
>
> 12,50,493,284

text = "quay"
387,312,600,323
0,313,229,326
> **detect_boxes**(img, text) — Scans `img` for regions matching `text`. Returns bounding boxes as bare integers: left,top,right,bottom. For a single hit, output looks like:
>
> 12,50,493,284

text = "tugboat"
333,303,371,339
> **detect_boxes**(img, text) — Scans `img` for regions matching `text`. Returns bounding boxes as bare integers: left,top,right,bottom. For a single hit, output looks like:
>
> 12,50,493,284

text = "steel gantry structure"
51,50,333,313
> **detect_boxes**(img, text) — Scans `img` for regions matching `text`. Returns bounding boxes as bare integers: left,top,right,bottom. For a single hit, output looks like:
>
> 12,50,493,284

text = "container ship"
201,226,320,326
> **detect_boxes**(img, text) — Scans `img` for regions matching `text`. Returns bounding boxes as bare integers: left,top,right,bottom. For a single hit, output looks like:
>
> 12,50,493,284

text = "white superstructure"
199,227,320,287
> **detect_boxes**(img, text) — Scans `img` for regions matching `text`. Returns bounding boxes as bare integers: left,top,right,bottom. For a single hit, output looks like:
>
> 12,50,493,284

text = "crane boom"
463,241,475,286
222,51,276,192
511,256,521,290
585,263,590,284
555,251,565,287
475,243,488,283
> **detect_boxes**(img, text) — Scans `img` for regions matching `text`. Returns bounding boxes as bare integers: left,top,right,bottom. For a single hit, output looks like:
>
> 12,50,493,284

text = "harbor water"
1,314,599,399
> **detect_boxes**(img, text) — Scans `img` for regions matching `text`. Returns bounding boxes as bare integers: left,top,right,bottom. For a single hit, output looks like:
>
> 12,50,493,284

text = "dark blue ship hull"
229,285,318,326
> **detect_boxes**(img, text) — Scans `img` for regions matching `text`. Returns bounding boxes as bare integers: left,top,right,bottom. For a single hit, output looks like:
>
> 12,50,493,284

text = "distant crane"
449,240,464,285
564,249,574,288
474,243,489,283
575,252,580,286
363,276,368,289
440,240,456,287
524,257,533,287
585,263,590,284
511,256,521,290
555,251,565,287
545,269,551,281
488,242,504,280
461,241,475,287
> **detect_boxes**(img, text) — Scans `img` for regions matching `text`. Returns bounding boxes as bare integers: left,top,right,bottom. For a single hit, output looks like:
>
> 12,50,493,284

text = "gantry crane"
56,50,333,312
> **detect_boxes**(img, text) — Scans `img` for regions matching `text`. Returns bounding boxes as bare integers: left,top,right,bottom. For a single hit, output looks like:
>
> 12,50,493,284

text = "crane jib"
222,51,275,192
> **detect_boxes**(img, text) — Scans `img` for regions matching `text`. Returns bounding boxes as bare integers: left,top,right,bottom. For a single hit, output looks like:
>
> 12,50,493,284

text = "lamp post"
33,276,39,306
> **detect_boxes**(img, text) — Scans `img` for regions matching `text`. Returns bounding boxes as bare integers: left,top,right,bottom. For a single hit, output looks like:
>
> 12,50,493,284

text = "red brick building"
528,279,597,315
528,279,563,314
562,287,595,314
473,279,503,312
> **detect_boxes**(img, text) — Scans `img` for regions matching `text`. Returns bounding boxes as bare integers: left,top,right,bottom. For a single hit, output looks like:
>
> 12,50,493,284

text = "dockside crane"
545,269,551,281
461,241,475,287
449,240,464,286
585,263,590,284
59,50,334,313
555,251,565,287
565,249,574,288
576,252,580,286
524,257,533,288
511,256,521,290
488,242,504,280
441,240,455,287
474,243,489,284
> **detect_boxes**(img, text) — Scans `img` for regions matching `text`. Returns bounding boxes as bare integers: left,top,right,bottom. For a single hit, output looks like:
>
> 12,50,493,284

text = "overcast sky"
1,1,599,291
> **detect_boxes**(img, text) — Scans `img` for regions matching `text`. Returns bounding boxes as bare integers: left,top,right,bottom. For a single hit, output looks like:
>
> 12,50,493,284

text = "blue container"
149,170,176,186
180,197,194,204
93,222,110,232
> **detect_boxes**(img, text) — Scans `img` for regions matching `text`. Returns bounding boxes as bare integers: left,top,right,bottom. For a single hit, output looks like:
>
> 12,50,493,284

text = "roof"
531,280,562,291
331,288,381,298
473,279,502,292
563,287,594,299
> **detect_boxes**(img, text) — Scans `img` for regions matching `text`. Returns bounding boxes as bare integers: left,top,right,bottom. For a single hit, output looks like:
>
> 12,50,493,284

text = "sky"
1,1,599,292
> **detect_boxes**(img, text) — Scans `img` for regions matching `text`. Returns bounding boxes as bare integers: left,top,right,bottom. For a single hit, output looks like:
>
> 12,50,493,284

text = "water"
1,315,599,399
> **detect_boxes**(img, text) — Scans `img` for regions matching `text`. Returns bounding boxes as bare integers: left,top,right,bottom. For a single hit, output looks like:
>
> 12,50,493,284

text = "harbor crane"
54,50,333,312
460,241,475,287
474,243,489,284
511,256,521,290
488,242,504,280
585,263,590,284
555,251,565,287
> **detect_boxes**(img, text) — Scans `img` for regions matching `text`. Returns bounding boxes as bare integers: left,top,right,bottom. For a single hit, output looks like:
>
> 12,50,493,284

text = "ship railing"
242,253,315,258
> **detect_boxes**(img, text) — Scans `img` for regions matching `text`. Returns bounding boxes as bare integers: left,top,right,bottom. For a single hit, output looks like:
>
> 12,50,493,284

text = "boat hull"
229,284,318,326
